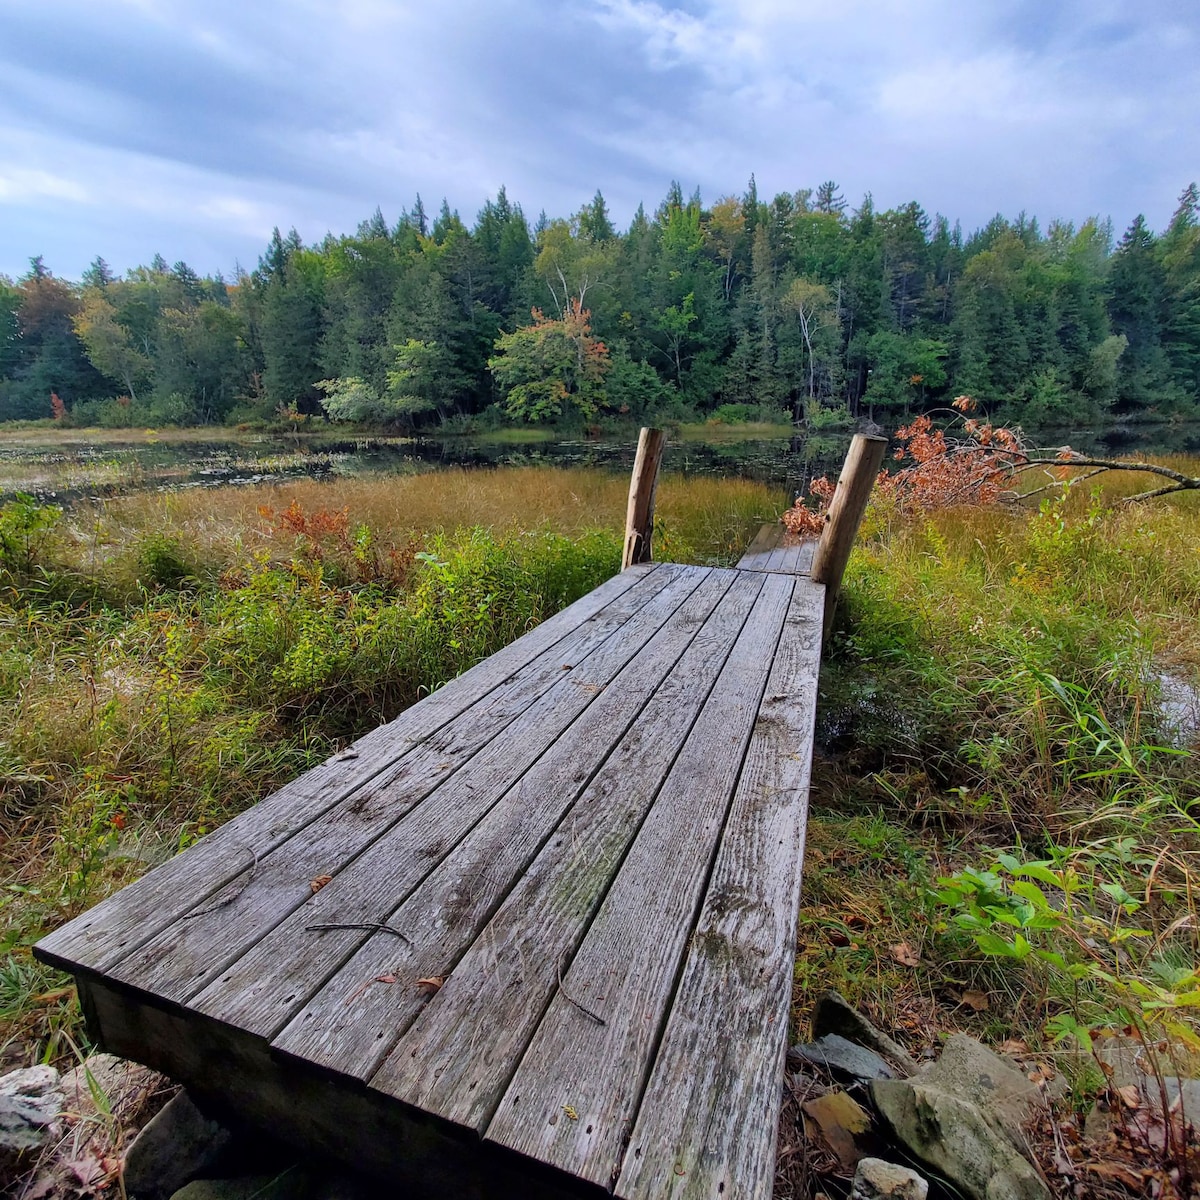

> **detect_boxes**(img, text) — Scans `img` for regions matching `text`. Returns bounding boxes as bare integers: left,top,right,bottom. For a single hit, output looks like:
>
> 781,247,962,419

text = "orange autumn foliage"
782,397,1031,533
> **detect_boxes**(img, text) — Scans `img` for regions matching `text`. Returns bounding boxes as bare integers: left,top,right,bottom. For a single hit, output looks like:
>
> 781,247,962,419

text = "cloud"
0,0,1196,278
0,165,91,205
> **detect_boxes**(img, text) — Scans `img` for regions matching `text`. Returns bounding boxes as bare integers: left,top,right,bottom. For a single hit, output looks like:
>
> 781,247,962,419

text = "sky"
1,0,1197,281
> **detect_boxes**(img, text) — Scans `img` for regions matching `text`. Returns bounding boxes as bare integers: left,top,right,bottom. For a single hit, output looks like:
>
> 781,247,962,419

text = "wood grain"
810,433,888,637
195,566,712,1045
266,569,741,1077
367,573,769,1132
128,565,702,1008
37,564,664,980
733,523,784,571
38,557,832,1200
622,427,666,570
616,577,823,1200
77,975,600,1200
482,574,796,1189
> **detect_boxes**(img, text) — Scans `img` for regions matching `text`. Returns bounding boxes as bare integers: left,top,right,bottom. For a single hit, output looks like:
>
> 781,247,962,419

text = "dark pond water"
2,420,1198,507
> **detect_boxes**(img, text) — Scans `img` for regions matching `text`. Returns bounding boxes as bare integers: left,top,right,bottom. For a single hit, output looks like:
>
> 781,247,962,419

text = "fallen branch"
1013,454,1200,503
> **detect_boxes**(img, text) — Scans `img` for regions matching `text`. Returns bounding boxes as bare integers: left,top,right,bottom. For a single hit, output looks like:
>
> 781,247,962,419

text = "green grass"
0,466,784,1070
799,468,1200,1082
2,453,1197,1121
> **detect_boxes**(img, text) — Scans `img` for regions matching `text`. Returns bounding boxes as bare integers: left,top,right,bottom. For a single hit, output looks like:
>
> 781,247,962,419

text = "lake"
2,419,1198,506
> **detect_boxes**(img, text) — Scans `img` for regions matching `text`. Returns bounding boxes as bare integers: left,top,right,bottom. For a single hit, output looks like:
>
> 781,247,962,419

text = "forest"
2,178,1199,432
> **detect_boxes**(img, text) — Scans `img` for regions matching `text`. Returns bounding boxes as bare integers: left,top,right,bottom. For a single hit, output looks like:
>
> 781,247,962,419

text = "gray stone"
124,1091,234,1200
851,1156,929,1200
871,1078,1049,1200
0,1064,64,1155
812,990,919,1077
1160,1076,1200,1122
1095,1033,1145,1091
171,1175,295,1200
790,1034,896,1082
170,1165,381,1200
922,1034,1040,1145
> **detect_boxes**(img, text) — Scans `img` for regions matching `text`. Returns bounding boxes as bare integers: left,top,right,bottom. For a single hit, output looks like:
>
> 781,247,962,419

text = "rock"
0,1064,64,1156
60,1053,169,1127
921,1034,1040,1145
790,1033,896,1082
1160,1076,1200,1122
801,1090,876,1171
123,1091,235,1200
1095,1032,1144,1091
787,1064,831,1105
811,990,919,1077
851,1156,929,1200
170,1176,295,1200
871,1078,1049,1200
170,1164,379,1200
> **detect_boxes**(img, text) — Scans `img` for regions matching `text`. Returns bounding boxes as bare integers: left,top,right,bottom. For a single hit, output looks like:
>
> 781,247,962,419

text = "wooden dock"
36,433,887,1200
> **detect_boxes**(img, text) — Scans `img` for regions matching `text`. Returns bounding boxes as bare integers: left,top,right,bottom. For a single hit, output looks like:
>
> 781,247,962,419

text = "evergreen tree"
1108,215,1178,414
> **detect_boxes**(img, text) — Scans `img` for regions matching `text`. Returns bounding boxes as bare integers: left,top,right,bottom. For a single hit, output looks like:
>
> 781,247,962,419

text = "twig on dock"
557,951,606,1026
305,922,411,942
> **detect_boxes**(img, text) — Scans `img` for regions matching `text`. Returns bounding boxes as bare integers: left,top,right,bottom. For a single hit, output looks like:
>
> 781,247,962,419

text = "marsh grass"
4,445,1199,1181
801,460,1200,1179
0,466,783,1069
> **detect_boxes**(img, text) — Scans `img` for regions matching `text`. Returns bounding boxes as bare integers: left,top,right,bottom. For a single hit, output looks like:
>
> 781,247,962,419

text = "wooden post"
622,427,666,570
810,433,888,639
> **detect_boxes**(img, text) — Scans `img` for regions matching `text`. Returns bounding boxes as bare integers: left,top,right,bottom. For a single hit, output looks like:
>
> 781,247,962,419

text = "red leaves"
873,402,1029,512
782,400,1029,530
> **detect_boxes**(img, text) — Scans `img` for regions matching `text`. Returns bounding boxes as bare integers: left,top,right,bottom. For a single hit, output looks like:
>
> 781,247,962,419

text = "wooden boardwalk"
734,523,816,576
37,550,823,1199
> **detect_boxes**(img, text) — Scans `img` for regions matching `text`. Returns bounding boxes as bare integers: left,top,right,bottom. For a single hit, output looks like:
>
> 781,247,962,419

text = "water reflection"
2,420,1197,507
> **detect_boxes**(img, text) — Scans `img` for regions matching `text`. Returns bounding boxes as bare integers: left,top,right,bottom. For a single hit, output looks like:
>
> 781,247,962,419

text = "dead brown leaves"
1035,1094,1200,1200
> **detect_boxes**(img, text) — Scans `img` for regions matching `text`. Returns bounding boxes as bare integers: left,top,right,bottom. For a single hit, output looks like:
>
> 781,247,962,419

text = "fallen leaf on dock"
889,942,920,967
310,874,333,893
375,974,397,984
416,975,446,993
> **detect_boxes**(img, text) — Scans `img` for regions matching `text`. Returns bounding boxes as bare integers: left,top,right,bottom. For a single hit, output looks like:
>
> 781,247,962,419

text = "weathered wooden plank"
482,574,797,1189
76,975,601,1200
265,569,744,1078
119,565,704,1005
615,577,823,1200
734,523,784,571
768,538,817,576
37,565,658,976
196,561,720,1041
366,573,770,1131
763,540,795,573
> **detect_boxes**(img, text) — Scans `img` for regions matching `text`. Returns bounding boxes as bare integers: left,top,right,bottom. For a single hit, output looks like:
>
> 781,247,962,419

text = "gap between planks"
35,564,668,979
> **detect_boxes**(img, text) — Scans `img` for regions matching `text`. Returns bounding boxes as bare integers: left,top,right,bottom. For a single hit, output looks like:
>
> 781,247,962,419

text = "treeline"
2,179,1199,430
